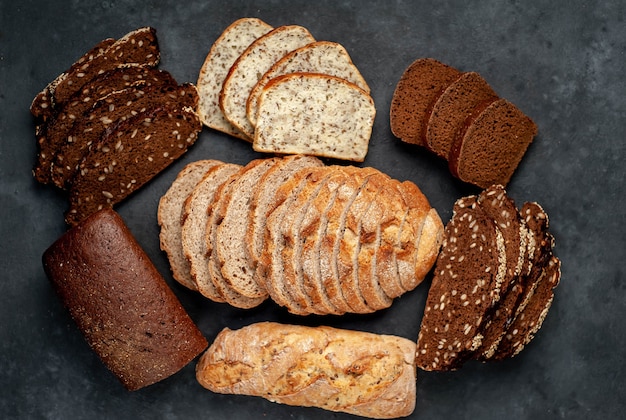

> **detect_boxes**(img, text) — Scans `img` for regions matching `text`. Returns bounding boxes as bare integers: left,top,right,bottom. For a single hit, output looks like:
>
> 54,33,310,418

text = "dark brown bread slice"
42,209,207,391
65,105,201,226
425,71,498,158
448,98,537,188
52,82,194,189
157,160,222,291
182,163,242,302
390,58,461,146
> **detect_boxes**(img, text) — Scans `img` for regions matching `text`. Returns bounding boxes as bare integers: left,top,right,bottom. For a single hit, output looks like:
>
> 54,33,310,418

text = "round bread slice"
181,162,242,301
220,25,316,139
196,17,273,140
390,58,461,146
425,71,498,158
246,40,370,127
158,159,223,290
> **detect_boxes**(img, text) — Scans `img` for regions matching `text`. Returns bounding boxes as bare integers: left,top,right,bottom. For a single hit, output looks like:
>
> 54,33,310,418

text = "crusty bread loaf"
253,73,375,162
246,40,370,127
220,25,316,139
196,18,273,140
43,209,207,391
158,160,222,290
196,322,416,419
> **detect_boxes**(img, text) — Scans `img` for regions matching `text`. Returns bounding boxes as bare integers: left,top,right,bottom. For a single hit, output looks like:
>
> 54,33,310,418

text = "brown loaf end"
43,209,207,391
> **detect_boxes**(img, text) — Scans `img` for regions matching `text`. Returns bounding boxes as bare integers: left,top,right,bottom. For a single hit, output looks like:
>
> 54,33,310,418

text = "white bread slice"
220,25,315,139
253,73,375,162
196,18,273,140
182,162,242,301
246,40,370,127
158,160,222,290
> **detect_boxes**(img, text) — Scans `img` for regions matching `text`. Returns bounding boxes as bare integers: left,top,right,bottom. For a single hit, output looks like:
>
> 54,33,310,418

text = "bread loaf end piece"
196,322,416,419
43,209,207,391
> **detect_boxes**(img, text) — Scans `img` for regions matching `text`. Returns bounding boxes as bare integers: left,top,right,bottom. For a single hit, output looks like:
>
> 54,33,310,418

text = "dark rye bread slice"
157,160,222,291
51,82,194,189
215,158,279,299
182,163,242,302
65,105,201,226
34,66,178,184
448,98,537,188
390,58,461,146
425,71,498,159
415,196,507,371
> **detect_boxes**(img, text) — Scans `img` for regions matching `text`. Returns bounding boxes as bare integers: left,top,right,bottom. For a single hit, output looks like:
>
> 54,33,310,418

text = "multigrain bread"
196,18,273,140
196,322,416,419
43,209,207,391
253,73,375,162
220,25,316,139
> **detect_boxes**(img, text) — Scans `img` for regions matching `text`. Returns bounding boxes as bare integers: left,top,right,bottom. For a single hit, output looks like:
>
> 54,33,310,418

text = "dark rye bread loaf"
66,102,201,226
390,58,461,146
42,209,207,391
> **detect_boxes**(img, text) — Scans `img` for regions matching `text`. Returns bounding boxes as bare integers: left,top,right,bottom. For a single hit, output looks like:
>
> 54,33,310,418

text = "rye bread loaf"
43,209,207,391
220,25,316,139
182,163,242,301
196,17,273,140
246,40,370,127
253,73,375,162
158,160,222,291
196,322,416,419
390,58,461,146
448,98,537,188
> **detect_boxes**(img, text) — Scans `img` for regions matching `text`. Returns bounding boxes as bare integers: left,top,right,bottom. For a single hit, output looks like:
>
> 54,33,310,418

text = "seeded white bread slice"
182,162,242,301
253,73,375,162
220,25,316,139
215,158,279,299
196,322,417,419
158,160,223,290
246,154,325,289
246,40,370,127
196,18,273,140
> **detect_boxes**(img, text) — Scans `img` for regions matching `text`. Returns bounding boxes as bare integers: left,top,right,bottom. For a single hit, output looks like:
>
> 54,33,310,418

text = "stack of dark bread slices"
390,58,537,189
416,184,561,370
158,155,444,315
30,27,202,226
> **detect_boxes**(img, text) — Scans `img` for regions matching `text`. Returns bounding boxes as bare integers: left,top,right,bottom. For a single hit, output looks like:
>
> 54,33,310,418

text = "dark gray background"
1,1,624,419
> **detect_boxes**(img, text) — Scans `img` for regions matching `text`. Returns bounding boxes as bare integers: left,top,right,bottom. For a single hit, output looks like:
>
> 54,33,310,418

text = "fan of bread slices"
158,155,444,315
196,18,375,162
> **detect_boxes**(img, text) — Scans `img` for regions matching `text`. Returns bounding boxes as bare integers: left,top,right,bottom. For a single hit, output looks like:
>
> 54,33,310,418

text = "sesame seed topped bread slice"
425,71,498,159
254,73,375,162
390,58,461,146
220,25,316,139
246,40,370,127
196,18,273,140
182,162,242,301
158,160,223,290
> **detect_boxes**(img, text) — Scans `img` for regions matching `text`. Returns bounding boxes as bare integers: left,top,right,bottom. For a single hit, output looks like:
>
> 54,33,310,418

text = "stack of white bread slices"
158,155,443,315
196,18,375,162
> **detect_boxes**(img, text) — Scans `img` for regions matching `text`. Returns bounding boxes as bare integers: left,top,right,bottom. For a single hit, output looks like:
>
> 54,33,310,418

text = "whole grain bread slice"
158,160,222,290
220,25,316,139
196,18,273,140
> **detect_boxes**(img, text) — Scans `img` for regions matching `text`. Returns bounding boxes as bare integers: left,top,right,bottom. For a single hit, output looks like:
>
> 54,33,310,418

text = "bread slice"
390,58,461,146
220,25,315,139
253,73,375,162
425,71,498,158
180,163,240,301
246,40,370,127
196,18,273,140
215,158,279,299
448,98,537,188
158,160,222,290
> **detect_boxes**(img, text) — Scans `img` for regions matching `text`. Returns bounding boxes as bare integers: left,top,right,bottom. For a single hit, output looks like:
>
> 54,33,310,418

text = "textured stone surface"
1,0,624,418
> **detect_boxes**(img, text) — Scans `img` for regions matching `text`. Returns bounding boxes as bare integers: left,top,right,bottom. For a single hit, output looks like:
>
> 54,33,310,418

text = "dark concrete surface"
1,1,624,418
